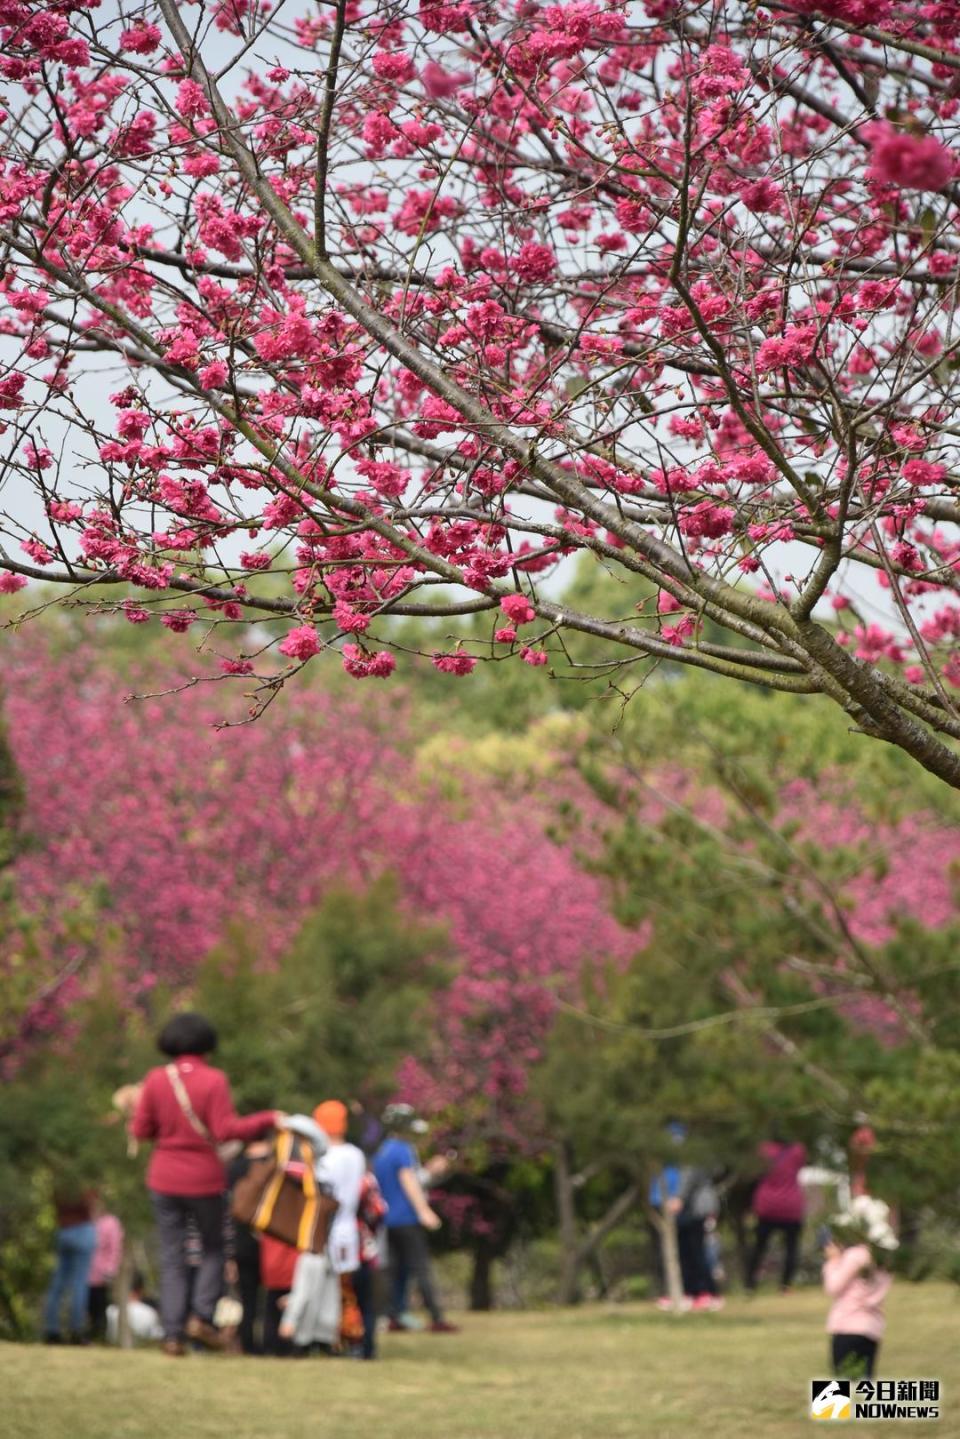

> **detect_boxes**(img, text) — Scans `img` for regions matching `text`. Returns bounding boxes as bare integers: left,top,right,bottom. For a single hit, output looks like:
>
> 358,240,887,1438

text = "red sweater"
753,1141,807,1223
132,1056,276,1197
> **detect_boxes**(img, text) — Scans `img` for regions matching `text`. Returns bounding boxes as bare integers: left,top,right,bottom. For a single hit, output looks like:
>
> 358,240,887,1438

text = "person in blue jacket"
373,1104,458,1333
650,1122,721,1311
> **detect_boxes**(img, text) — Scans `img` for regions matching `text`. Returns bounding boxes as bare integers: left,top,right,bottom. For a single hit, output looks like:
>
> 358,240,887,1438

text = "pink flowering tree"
1,5,960,781
1,642,632,1086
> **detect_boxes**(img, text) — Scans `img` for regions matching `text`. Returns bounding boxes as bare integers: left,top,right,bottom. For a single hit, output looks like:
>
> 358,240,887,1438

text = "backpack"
682,1167,719,1221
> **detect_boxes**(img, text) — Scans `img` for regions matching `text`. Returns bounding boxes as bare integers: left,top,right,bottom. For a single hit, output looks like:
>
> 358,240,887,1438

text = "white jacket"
317,1142,366,1274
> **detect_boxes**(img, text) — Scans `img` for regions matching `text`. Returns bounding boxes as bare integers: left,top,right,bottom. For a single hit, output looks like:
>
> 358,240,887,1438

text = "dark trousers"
263,1288,291,1356
150,1191,225,1341
353,1261,377,1359
747,1219,801,1290
237,1249,262,1355
833,1333,879,1379
388,1224,443,1324
677,1219,716,1297
88,1284,110,1343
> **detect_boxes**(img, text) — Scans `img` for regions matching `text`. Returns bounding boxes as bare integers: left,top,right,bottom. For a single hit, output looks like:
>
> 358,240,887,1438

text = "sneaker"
655,1296,692,1313
162,1339,187,1358
387,1319,406,1333
185,1315,224,1350
690,1294,716,1311
429,1320,460,1334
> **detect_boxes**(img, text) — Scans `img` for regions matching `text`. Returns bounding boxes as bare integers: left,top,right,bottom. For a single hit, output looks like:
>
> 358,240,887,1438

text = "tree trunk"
554,1142,581,1305
469,1238,495,1311
115,1243,135,1350
588,1248,608,1299
649,1188,684,1312
0,1269,22,1340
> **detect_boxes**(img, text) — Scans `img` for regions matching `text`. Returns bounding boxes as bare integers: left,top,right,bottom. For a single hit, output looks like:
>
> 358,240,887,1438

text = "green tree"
193,879,451,1116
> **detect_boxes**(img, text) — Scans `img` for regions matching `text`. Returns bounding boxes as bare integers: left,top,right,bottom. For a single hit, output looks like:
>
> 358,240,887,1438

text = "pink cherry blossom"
866,122,955,192
500,594,536,625
432,652,477,676
278,625,322,661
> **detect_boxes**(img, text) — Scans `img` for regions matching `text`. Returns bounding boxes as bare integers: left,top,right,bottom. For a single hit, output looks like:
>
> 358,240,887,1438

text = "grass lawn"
2,1283,956,1438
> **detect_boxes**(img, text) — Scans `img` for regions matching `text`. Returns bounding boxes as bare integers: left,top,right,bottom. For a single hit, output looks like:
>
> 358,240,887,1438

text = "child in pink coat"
823,1240,892,1378
88,1202,124,1343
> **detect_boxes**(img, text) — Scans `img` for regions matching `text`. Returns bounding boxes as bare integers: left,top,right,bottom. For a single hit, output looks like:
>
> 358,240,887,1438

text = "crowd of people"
42,1016,895,1380
43,1013,457,1359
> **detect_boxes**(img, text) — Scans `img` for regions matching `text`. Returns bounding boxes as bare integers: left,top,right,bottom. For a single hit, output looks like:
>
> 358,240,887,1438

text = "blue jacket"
649,1165,683,1208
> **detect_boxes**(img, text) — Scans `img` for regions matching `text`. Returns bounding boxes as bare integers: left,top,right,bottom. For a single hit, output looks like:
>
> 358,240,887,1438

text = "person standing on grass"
312,1101,367,1350
823,1196,897,1380
132,1012,282,1357
373,1104,458,1334
43,1186,97,1344
746,1136,807,1293
676,1169,722,1312
355,1165,387,1359
277,1248,341,1357
260,1233,299,1358
226,1138,273,1355
87,1199,123,1343
650,1122,722,1313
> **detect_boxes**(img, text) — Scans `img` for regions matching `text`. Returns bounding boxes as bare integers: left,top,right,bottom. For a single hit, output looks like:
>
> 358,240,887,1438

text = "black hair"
156,1012,218,1057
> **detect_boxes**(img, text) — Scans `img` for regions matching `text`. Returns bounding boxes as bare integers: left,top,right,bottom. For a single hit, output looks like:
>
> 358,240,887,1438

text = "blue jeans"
44,1222,97,1337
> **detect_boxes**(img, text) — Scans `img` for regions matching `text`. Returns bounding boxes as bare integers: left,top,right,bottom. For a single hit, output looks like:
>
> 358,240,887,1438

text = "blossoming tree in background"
0,641,630,1082
2,1,960,784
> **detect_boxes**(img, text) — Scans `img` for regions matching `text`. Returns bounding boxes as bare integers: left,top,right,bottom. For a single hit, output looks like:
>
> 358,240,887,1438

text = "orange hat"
313,1100,348,1139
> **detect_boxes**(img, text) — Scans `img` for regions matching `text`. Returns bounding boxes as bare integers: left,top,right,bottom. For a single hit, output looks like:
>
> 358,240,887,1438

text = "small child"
822,1196,896,1379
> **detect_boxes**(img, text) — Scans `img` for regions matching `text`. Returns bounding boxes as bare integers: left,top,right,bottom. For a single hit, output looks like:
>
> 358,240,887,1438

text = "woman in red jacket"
132,1012,280,1356
745,1137,808,1292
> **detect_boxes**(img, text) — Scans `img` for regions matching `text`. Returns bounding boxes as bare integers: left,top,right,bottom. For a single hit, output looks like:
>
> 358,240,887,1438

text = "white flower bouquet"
829,1194,899,1261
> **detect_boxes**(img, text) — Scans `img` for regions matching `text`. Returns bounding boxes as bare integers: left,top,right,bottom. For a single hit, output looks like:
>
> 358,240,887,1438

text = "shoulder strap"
165,1063,213,1144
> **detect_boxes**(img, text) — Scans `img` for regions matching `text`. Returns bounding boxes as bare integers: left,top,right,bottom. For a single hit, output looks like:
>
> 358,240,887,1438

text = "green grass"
3,1284,957,1438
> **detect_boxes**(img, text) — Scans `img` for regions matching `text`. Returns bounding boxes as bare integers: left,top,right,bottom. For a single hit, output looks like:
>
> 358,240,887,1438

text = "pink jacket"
823,1244,892,1340
89,1213,124,1286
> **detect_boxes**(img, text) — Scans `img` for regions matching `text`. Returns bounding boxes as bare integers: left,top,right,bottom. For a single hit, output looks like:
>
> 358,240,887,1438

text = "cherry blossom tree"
0,640,631,1078
1,4,960,781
